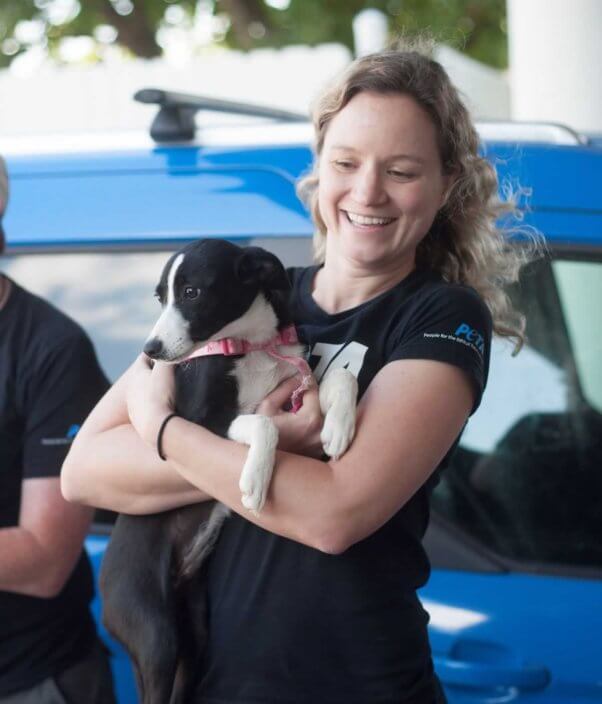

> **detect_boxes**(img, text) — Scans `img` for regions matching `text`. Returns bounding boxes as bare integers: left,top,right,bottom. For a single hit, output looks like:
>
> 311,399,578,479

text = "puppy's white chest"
232,347,302,413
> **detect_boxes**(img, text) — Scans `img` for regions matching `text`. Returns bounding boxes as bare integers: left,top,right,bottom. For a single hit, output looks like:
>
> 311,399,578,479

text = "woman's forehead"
323,91,439,159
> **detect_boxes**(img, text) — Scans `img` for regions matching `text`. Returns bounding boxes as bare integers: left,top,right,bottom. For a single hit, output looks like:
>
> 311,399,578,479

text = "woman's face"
318,91,451,273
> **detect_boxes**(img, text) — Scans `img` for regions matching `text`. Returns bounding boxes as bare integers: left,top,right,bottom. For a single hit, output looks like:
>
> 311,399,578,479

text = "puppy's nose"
143,337,164,358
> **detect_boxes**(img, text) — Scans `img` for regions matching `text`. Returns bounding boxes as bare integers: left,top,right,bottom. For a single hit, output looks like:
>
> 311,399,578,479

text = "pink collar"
181,325,312,413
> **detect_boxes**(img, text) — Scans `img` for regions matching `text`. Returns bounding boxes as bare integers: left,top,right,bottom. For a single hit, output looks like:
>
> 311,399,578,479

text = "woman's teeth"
345,211,395,226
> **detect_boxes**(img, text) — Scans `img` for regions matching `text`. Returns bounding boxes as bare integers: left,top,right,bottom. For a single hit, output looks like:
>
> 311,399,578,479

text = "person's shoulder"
11,280,91,348
286,265,316,289
412,275,492,326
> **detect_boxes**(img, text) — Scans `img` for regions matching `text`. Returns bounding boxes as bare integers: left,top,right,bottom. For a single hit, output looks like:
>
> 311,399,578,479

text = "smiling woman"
298,47,535,344
61,44,538,704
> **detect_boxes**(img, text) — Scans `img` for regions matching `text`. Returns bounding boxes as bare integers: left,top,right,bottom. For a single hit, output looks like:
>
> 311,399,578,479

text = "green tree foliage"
0,0,507,71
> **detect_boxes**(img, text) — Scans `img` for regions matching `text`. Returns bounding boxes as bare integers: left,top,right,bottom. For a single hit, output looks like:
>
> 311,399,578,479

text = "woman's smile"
342,210,398,229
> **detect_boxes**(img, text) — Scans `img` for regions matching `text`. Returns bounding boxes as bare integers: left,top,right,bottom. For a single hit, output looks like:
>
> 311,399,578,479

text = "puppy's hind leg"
100,514,181,704
319,367,358,459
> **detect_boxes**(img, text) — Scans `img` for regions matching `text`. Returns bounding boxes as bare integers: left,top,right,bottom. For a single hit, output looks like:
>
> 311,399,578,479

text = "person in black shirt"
63,45,533,703
0,157,116,703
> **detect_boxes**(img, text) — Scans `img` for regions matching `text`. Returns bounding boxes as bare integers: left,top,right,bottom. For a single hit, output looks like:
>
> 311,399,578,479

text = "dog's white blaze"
166,253,183,306
146,253,192,357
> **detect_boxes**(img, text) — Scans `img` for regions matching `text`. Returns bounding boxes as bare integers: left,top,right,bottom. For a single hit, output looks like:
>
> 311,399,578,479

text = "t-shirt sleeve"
22,330,109,479
388,285,492,414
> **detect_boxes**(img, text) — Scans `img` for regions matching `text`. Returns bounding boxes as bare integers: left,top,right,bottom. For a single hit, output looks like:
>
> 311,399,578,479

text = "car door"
421,250,602,703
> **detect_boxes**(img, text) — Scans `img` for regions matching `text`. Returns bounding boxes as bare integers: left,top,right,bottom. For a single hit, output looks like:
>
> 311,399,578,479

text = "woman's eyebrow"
330,145,425,165
389,153,425,164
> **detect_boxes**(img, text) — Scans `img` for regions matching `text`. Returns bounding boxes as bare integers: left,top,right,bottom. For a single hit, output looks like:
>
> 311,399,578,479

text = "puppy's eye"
183,286,200,300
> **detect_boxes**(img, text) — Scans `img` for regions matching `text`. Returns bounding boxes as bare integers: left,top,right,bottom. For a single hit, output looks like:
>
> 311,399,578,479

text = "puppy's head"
144,239,289,362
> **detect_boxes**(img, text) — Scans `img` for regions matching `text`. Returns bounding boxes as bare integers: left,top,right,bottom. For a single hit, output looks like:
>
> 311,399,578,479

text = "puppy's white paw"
228,414,278,514
239,465,268,513
321,405,355,460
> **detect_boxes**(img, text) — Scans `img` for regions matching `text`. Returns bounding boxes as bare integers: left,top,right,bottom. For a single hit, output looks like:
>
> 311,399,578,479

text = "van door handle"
434,650,550,691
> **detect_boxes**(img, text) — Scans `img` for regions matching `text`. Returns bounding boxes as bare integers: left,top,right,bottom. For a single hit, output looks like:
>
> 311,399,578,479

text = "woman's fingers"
126,356,176,444
257,375,304,416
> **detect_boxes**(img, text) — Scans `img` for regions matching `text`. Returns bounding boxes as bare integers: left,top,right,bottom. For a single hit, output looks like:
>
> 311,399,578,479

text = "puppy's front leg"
228,415,278,513
319,367,358,460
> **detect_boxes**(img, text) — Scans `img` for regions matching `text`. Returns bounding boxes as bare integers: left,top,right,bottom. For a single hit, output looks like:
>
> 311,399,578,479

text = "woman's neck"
312,256,415,315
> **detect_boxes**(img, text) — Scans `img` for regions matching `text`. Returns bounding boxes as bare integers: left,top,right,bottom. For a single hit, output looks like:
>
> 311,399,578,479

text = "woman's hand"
126,355,176,446
257,375,325,458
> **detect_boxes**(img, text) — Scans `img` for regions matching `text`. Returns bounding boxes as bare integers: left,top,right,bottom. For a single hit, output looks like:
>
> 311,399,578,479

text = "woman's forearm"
61,423,209,514
160,416,344,552
157,361,475,554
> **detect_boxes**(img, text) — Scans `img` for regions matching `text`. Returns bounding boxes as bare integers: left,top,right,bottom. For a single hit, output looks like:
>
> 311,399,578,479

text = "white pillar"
507,0,602,133
352,9,388,57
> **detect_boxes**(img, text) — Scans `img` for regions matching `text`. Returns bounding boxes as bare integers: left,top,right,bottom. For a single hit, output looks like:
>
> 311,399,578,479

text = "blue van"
2,91,601,703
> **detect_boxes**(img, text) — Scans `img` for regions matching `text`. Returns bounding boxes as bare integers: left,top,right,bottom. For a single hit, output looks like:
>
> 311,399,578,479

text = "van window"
3,239,312,382
432,256,602,571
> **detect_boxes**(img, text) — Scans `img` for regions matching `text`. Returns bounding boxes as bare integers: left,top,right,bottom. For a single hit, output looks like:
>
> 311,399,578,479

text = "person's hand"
257,374,324,458
126,354,176,445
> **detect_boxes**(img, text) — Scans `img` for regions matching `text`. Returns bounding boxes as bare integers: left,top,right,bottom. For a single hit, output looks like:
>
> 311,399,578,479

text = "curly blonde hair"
297,44,540,351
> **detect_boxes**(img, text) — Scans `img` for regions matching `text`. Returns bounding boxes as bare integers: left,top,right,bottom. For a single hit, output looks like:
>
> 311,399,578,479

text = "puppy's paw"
321,405,355,460
229,414,278,514
239,467,268,513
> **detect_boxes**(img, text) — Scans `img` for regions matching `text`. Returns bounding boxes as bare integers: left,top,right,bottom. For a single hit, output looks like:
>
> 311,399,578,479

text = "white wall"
0,42,509,137
435,45,509,121
507,0,602,132
0,44,351,136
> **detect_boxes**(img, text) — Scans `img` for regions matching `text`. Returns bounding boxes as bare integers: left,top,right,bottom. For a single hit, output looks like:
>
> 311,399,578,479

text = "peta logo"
41,424,81,446
454,323,485,354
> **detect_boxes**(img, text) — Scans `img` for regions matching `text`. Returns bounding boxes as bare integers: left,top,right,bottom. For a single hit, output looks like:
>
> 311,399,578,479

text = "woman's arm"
127,355,474,553
61,361,209,513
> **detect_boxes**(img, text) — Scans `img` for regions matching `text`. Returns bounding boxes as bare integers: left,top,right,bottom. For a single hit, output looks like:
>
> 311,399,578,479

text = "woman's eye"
333,160,355,171
183,286,201,300
388,170,415,180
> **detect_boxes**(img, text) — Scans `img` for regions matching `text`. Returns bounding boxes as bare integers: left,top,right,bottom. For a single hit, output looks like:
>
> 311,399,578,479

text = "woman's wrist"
156,412,178,460
140,405,173,447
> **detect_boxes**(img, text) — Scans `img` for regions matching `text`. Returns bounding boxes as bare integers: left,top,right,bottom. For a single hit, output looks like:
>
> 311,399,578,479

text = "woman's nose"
350,166,387,206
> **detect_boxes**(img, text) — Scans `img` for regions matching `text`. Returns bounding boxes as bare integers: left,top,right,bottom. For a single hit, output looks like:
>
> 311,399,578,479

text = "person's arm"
61,360,211,513
122,354,474,553
0,478,93,598
3,329,115,598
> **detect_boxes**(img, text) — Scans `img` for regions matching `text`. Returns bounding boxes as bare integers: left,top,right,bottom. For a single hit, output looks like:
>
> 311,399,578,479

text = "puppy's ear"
235,247,290,291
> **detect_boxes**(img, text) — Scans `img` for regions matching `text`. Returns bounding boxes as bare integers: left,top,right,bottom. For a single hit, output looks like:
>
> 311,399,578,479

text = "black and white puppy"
100,239,357,704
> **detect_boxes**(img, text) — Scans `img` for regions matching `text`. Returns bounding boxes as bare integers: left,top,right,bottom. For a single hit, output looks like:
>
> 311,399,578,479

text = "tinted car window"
2,238,312,382
432,256,602,570
4,252,168,381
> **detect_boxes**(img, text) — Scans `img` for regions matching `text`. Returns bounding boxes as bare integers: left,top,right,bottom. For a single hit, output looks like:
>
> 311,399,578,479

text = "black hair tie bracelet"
157,413,178,461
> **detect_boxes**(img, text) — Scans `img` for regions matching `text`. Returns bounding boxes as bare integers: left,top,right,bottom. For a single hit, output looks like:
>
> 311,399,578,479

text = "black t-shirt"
0,278,109,696
197,266,492,704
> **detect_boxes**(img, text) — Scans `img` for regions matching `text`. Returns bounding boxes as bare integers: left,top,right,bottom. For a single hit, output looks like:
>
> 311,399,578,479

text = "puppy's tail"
179,502,231,580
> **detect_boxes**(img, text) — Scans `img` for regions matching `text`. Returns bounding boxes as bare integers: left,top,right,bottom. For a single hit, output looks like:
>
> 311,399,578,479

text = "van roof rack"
134,88,307,143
